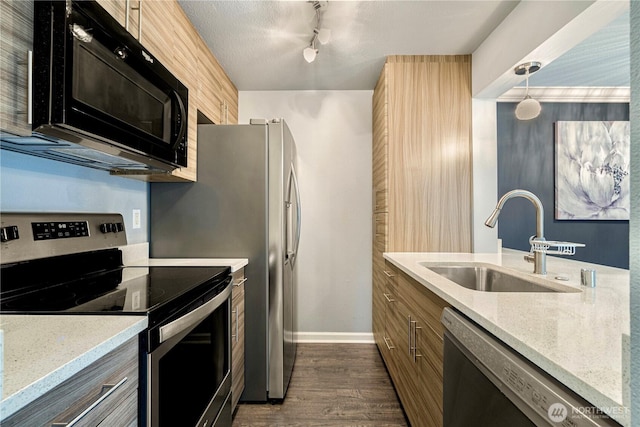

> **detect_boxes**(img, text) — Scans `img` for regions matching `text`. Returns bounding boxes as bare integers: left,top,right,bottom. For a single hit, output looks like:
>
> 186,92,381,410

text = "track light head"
316,28,331,45
303,45,318,63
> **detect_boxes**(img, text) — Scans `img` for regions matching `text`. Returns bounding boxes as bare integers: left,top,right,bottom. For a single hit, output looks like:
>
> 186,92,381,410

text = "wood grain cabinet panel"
231,268,246,412
0,0,33,137
2,337,139,427
371,55,470,426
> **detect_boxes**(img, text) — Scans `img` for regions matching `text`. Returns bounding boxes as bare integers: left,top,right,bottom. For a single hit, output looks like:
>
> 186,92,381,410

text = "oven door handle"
158,277,232,344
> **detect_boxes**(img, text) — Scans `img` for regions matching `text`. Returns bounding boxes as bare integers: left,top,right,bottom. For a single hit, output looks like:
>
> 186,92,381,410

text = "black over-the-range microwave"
0,0,188,173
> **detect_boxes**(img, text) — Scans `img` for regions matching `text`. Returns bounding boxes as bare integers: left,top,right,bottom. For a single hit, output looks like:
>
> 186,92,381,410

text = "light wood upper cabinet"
0,0,33,137
384,55,472,252
97,0,238,182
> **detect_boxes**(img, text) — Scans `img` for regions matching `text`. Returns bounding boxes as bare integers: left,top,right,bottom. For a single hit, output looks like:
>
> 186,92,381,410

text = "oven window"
158,302,229,427
72,39,171,142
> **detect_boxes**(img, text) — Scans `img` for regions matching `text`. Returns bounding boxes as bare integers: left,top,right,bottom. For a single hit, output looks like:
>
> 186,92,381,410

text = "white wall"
239,91,374,342
472,99,499,252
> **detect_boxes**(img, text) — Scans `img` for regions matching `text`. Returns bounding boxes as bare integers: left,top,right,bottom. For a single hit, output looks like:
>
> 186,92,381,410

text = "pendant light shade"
515,96,542,121
514,62,542,121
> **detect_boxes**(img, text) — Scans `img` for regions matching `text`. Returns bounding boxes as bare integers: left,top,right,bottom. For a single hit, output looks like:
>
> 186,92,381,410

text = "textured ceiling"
525,11,629,87
179,0,519,90
178,1,630,92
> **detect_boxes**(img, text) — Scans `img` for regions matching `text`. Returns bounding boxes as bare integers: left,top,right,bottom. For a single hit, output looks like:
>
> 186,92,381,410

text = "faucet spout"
485,189,546,274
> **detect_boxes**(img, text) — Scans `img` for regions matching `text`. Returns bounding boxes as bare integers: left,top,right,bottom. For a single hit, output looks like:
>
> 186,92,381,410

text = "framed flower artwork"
555,121,630,220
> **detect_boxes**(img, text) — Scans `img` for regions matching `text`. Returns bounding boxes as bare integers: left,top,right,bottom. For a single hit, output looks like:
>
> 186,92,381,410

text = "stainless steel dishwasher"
441,308,622,427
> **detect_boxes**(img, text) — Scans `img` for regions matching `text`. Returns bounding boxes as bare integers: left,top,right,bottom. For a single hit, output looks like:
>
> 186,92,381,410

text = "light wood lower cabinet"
379,261,449,427
2,337,139,427
231,267,246,412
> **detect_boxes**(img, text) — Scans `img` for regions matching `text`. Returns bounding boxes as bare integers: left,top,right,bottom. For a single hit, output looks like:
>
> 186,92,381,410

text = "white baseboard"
294,332,375,344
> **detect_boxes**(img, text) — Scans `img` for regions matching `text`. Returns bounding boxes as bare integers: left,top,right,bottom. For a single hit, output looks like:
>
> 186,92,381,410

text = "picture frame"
555,121,630,220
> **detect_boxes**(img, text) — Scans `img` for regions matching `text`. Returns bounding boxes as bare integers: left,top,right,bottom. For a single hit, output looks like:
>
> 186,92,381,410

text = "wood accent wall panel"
386,55,472,253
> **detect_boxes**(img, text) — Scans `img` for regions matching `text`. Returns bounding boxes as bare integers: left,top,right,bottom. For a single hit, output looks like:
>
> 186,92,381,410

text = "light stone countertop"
126,257,248,272
384,250,630,426
119,242,249,273
0,315,148,420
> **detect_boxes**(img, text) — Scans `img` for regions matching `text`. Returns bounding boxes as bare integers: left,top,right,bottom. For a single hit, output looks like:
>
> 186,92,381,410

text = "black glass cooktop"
1,254,230,324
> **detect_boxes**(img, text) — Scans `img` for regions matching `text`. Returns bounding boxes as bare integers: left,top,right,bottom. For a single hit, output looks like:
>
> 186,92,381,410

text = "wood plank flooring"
232,344,408,426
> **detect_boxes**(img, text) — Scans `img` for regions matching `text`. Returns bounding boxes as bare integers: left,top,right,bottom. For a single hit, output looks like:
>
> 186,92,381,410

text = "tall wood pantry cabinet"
372,55,473,426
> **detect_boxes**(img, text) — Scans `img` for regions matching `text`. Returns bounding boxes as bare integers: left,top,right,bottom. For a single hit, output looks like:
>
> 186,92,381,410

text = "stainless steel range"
0,212,233,427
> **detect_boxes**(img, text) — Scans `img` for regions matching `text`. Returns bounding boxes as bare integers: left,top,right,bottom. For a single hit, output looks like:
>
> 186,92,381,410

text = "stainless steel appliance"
0,0,188,173
441,308,621,427
0,212,232,427
150,118,301,401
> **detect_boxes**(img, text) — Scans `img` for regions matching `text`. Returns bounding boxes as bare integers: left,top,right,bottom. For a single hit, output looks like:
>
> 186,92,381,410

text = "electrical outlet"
132,209,141,229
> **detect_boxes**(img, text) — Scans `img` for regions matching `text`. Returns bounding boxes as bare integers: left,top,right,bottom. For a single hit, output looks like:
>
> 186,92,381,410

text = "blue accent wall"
0,150,149,243
496,102,629,269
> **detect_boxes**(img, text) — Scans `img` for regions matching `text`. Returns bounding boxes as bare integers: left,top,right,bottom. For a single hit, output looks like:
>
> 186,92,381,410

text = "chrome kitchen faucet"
485,189,547,274
485,189,585,275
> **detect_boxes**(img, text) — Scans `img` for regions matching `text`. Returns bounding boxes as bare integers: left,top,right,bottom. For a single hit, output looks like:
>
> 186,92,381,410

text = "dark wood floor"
232,343,408,426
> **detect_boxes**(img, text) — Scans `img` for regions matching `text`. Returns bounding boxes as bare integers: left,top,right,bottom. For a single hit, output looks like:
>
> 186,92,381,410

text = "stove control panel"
32,221,90,240
0,213,127,264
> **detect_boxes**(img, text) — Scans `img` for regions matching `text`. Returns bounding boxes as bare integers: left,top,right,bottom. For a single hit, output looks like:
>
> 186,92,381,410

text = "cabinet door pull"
383,270,394,278
411,321,422,362
383,293,395,303
383,336,395,350
231,308,239,343
128,0,143,40
234,277,248,287
408,315,412,355
51,377,127,426
17,51,33,124
27,50,32,124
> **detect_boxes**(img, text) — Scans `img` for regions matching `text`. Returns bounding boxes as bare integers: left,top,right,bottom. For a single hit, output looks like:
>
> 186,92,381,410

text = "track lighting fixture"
514,61,542,120
303,1,330,63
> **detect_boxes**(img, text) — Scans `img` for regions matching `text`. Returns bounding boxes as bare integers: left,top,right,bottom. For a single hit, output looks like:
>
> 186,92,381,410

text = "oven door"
147,282,232,427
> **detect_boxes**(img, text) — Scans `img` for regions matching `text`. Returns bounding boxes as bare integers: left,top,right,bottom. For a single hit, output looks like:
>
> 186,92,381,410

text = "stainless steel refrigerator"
149,119,301,402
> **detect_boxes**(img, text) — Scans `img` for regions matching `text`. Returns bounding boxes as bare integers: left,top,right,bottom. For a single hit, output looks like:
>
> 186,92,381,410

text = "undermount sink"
420,263,580,293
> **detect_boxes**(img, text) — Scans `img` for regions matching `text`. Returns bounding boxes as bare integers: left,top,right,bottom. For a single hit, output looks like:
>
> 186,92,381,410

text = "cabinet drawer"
3,337,139,427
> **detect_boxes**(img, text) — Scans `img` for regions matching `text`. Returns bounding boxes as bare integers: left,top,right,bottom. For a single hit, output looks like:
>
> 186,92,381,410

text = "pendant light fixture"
514,61,542,120
303,1,330,63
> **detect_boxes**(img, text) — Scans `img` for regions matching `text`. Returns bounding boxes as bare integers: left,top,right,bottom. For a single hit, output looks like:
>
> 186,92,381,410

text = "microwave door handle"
171,90,187,150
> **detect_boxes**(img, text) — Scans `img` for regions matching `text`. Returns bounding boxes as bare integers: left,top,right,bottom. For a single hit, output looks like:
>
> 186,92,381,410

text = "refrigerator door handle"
290,164,301,268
